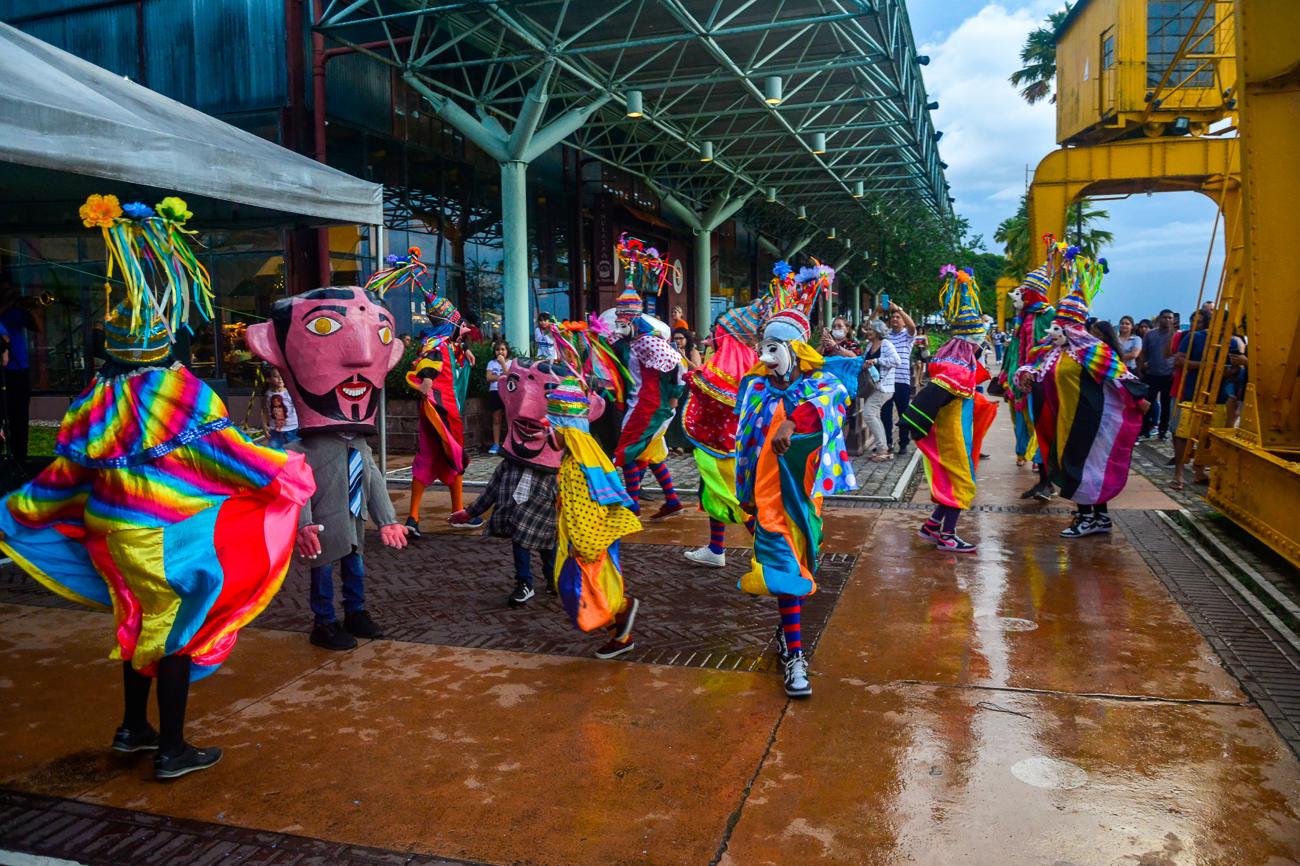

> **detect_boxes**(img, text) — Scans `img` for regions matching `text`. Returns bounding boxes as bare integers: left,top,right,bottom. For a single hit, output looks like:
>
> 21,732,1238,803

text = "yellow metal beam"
995,276,1017,332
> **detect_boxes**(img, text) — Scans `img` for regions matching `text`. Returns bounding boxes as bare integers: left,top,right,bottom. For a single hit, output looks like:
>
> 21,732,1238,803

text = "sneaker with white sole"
684,546,726,568
917,522,942,542
613,596,639,643
594,635,634,659
508,581,534,607
449,516,484,531
783,654,812,698
1061,515,1110,538
935,533,977,554
773,625,790,664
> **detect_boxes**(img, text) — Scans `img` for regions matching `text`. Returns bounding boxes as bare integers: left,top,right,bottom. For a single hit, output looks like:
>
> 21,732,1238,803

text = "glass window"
1147,0,1216,87
1102,33,1116,70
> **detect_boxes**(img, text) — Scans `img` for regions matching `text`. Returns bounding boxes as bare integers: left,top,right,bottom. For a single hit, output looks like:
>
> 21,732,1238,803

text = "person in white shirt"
879,302,917,454
534,312,559,360
485,340,511,455
860,320,901,461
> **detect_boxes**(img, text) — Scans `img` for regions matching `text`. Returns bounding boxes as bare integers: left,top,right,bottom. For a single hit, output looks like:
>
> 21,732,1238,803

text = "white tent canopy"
0,22,382,229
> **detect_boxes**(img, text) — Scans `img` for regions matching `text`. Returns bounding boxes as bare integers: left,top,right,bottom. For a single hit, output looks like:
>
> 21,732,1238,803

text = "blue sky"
905,0,1226,323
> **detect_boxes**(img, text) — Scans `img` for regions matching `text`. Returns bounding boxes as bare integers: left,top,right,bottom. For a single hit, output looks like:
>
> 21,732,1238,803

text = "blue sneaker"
449,516,484,530
488,444,501,455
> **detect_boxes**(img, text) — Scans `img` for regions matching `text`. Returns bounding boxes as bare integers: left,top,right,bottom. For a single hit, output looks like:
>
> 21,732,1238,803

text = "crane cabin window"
1147,1,1217,88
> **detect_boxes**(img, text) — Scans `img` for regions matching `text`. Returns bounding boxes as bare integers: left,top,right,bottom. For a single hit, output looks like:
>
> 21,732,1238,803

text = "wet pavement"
2,411,1300,865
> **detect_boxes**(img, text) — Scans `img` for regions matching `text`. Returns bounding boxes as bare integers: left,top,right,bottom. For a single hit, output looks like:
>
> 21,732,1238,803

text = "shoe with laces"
684,546,726,568
343,609,384,639
449,515,484,530
1061,515,1110,538
917,521,943,542
1094,515,1113,533
773,625,791,665
488,443,501,455
783,653,812,698
612,596,639,642
111,725,159,754
648,502,685,522
403,517,422,539
508,580,534,607
154,744,222,780
935,533,977,554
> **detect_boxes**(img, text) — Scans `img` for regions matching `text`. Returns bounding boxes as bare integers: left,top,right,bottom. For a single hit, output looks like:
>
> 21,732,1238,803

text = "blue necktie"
347,447,364,517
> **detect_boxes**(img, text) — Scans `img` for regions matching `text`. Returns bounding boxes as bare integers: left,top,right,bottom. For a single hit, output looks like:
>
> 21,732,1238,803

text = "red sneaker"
649,502,685,522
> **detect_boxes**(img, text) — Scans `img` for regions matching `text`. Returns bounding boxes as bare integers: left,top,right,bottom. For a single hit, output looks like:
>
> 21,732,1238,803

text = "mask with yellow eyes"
246,286,405,434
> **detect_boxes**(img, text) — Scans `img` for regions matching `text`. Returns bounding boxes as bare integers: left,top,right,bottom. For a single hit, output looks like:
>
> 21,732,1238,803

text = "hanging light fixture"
797,205,808,220
764,76,783,105
812,132,827,154
766,187,778,203
625,89,644,118
699,141,714,162
826,227,837,240
853,180,865,198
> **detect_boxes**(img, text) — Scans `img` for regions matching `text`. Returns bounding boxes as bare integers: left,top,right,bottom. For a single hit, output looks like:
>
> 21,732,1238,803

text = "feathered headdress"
762,259,833,343
1054,248,1108,328
938,264,985,336
617,233,672,297
78,193,214,363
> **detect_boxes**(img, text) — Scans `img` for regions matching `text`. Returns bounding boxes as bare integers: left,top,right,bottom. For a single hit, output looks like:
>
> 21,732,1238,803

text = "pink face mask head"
246,286,405,434
497,358,580,470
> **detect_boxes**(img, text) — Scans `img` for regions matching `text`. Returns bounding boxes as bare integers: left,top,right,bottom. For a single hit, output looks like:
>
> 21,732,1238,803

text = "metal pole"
852,280,862,325
693,228,711,329
501,160,531,353
375,222,388,476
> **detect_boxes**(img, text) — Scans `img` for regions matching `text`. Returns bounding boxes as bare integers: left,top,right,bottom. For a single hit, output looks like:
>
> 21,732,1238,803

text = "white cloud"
920,4,1060,241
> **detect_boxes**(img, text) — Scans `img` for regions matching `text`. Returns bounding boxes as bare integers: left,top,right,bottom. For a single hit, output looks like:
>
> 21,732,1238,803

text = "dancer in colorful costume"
735,263,856,698
680,296,766,566
607,240,686,520
370,250,477,535
1015,253,1148,538
246,272,408,652
549,373,645,658
0,194,315,780
451,358,564,609
902,266,998,554
999,239,1060,501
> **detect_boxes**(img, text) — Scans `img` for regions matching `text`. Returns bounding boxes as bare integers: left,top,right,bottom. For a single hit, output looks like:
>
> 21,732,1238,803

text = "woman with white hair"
861,319,900,461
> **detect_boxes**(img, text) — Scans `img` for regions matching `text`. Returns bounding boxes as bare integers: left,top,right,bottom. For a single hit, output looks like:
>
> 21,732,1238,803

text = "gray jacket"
289,433,397,565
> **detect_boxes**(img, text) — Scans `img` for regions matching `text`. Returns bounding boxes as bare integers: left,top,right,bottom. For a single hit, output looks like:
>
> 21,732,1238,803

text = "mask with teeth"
246,286,405,434
1047,323,1068,348
758,338,795,381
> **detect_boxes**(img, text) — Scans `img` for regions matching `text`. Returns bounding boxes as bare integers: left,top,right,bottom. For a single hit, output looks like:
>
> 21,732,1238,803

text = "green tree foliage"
995,192,1114,280
1009,4,1075,105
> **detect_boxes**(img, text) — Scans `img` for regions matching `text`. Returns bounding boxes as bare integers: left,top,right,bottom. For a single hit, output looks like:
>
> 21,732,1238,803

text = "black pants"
1142,373,1173,435
881,382,913,449
3,368,30,461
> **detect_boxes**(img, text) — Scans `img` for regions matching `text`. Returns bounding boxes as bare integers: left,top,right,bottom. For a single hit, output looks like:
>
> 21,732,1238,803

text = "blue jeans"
269,429,300,449
310,552,365,625
512,543,556,588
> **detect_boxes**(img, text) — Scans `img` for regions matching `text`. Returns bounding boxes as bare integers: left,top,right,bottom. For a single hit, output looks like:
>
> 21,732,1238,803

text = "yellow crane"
1022,0,1300,566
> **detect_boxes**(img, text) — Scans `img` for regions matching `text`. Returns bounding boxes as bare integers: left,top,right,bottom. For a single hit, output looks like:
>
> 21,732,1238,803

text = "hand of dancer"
380,523,409,549
771,419,796,455
296,524,324,559
419,378,433,397
448,509,470,525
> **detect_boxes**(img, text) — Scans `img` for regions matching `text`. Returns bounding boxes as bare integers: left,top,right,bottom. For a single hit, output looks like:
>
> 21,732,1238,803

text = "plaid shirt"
465,459,559,551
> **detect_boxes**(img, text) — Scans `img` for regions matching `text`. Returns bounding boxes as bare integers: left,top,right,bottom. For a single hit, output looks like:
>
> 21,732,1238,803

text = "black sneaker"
508,581,535,607
310,621,358,651
1032,481,1054,501
612,596,639,642
343,610,384,639
1060,515,1102,538
111,725,159,754
404,517,422,539
773,624,791,665
594,635,634,659
1094,515,1113,533
155,744,222,781
935,533,977,553
783,653,812,698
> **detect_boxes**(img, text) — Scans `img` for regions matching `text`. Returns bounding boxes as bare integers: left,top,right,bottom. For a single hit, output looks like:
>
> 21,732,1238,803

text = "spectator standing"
671,305,690,332
534,311,559,360
666,328,701,455
485,340,510,455
1141,310,1176,438
0,283,41,463
860,320,900,461
463,314,485,343
879,303,917,454
262,367,300,448
1117,316,1142,369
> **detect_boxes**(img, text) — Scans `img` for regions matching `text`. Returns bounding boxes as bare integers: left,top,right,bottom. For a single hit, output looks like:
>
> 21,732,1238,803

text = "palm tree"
995,193,1112,279
1009,5,1074,105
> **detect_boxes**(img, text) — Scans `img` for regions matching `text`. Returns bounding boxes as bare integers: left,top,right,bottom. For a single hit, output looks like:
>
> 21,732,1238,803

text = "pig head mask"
498,359,604,470
246,286,405,434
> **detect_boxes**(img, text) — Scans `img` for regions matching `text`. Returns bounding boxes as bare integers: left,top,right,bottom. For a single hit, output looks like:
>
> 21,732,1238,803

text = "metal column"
500,161,531,352
693,228,711,329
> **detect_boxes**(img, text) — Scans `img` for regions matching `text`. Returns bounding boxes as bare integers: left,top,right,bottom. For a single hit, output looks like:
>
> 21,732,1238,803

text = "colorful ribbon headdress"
1017,234,1064,306
78,192,214,348
1053,247,1108,328
616,233,673,297
365,246,431,302
938,263,985,336
762,259,834,342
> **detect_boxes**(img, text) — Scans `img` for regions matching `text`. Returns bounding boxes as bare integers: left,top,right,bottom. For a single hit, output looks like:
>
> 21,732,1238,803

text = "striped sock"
778,595,803,656
623,463,645,514
708,519,726,555
649,461,680,508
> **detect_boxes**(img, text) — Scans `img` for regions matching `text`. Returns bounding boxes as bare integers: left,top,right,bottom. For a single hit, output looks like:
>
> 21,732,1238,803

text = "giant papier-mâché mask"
498,358,605,470
246,286,404,434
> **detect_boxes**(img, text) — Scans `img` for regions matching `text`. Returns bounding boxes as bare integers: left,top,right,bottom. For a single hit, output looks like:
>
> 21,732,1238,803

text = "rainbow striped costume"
734,356,856,597
0,363,314,680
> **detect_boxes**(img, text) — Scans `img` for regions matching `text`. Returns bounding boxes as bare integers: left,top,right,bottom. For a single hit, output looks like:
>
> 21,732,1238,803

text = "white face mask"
758,339,794,378
1047,323,1068,347
1010,287,1025,311
613,319,632,337
832,328,846,339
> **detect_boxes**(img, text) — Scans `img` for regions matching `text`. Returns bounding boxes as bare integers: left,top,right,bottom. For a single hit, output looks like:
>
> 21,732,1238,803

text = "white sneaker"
684,546,726,568
783,654,812,698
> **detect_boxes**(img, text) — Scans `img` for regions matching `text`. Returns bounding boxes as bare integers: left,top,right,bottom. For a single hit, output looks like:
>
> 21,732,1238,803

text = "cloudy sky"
905,0,1226,323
